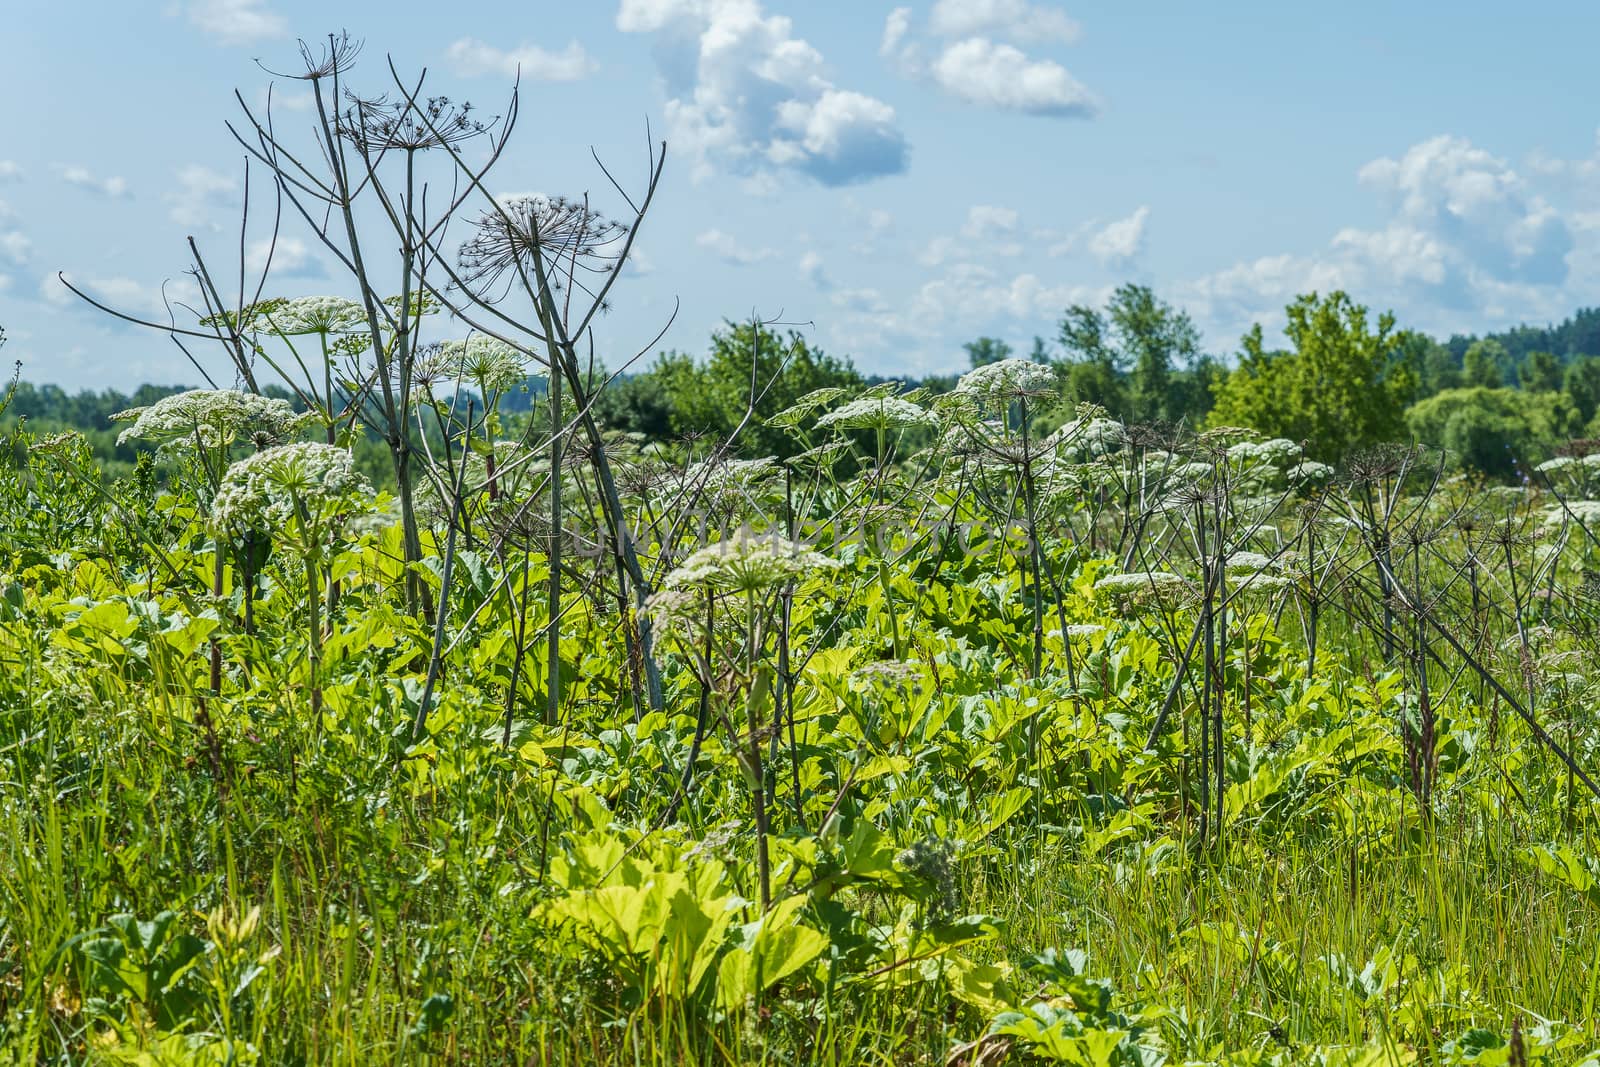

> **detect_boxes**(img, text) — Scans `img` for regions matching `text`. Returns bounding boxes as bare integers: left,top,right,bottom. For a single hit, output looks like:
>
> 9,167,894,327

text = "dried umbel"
340,93,488,152
113,390,307,453
458,195,628,295
212,443,372,550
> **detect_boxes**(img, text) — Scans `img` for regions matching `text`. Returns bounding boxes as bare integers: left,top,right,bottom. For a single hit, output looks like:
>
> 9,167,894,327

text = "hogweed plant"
212,442,373,720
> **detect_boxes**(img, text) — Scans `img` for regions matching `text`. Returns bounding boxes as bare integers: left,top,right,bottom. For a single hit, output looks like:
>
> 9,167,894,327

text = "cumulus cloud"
928,0,1081,44
1357,135,1572,286
0,229,32,266
616,0,908,185
0,161,21,182
1181,135,1594,343
444,38,597,81
58,165,129,199
183,0,287,46
1088,205,1149,266
799,250,830,289
961,204,1019,240
246,236,324,278
696,228,777,265
167,165,237,228
931,38,1097,117
884,3,1097,118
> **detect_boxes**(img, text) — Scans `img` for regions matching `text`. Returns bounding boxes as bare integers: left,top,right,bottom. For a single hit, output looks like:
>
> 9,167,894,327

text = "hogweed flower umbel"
113,389,306,454
212,443,372,551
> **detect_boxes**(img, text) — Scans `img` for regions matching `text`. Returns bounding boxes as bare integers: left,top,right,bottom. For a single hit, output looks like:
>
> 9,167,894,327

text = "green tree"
1565,356,1600,425
1463,339,1509,389
1209,291,1413,464
652,322,861,457
1058,284,1201,423
964,337,1013,368
1519,349,1564,392
1406,387,1582,479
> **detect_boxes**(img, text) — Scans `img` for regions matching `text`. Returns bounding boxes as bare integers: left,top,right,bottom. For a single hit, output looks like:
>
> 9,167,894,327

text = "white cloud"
929,0,1081,44
881,7,914,58
1183,133,1588,344
58,165,129,199
0,161,21,182
183,0,287,45
696,228,777,265
799,250,830,288
616,0,908,185
444,38,597,81
1088,205,1149,266
831,287,887,313
930,38,1097,117
245,236,324,278
1357,134,1571,286
168,165,237,228
961,204,1019,240
0,230,31,266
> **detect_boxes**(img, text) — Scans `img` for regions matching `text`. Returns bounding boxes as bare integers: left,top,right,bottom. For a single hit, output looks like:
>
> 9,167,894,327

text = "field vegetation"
4,36,1600,1067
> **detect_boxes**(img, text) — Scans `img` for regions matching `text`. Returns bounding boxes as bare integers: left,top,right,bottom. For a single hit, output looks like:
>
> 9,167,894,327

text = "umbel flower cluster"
814,395,938,432
212,443,372,547
418,336,530,394
259,296,368,336
657,528,842,595
953,358,1059,405
645,529,842,643
113,389,306,452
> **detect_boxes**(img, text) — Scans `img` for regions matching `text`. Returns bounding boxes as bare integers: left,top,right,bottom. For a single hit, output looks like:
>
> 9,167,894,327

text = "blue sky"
2,0,1598,391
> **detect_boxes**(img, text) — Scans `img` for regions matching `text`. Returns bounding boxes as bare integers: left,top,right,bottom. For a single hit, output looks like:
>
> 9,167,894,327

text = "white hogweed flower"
260,296,367,336
656,529,841,596
953,358,1059,406
422,336,530,394
814,395,938,432
113,389,306,452
212,443,373,551
1093,571,1194,610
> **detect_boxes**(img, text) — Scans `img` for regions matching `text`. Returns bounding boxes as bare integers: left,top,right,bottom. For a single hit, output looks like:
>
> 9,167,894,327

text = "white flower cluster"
423,336,530,394
954,358,1059,405
768,387,852,429
212,443,372,540
815,395,938,432
1052,416,1126,460
849,659,924,692
1093,571,1193,608
1543,500,1600,529
1289,460,1336,486
656,529,841,595
1227,438,1302,467
261,296,367,336
113,389,306,451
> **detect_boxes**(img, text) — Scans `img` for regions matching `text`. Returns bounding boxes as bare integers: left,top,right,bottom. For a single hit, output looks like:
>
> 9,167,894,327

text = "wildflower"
1093,571,1194,610
814,395,938,432
1227,438,1302,467
259,296,367,336
1289,460,1335,486
113,389,306,452
953,358,1059,405
767,387,852,429
1543,500,1600,528
420,336,530,394
655,528,841,596
212,443,372,547
1225,551,1279,574
849,659,923,693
